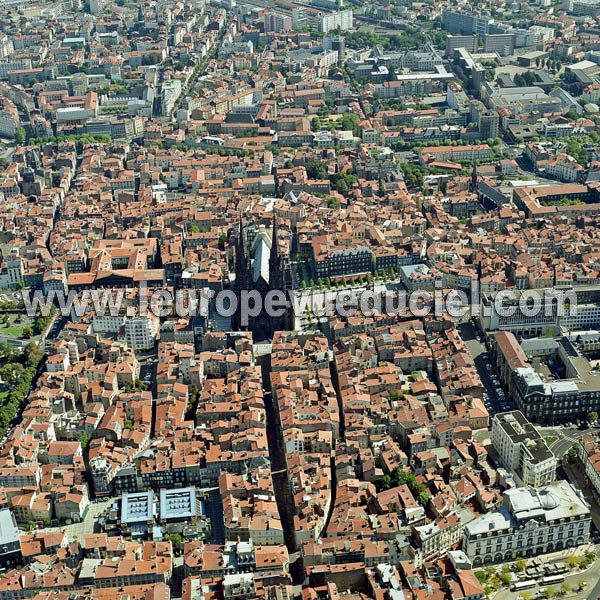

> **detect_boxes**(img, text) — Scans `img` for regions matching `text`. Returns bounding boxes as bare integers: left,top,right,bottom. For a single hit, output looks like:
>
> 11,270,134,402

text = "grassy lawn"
0,326,24,337
545,436,557,447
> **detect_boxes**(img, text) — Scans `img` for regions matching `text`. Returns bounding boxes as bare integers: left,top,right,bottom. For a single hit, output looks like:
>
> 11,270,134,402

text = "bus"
541,575,565,585
511,580,537,592
200,136,224,147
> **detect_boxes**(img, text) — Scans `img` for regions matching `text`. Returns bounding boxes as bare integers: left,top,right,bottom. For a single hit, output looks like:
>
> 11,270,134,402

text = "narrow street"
459,321,516,417
258,353,303,584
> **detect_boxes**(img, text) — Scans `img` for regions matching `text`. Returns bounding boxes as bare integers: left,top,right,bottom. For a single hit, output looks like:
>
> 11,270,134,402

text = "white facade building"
319,9,353,33
123,316,158,352
492,411,557,487
463,482,591,566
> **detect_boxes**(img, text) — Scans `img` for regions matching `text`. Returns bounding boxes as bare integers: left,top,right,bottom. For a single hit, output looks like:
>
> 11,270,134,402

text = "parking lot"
459,320,516,417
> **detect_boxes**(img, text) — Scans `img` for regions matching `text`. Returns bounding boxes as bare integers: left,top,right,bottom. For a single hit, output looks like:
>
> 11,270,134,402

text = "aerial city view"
6,0,600,599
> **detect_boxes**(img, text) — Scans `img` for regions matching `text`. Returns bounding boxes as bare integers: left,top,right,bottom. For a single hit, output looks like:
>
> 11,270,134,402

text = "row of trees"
514,71,538,87
32,306,55,336
28,134,112,151
298,268,398,290
0,343,44,437
475,561,589,597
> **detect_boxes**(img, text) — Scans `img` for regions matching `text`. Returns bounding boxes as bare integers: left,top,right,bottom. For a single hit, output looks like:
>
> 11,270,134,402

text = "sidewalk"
491,544,598,600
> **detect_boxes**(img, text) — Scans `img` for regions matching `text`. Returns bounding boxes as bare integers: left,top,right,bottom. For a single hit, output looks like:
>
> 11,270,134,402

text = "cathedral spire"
470,161,478,193
269,213,279,279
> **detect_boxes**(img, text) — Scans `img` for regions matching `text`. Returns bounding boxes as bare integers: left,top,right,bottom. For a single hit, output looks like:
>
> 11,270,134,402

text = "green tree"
417,491,430,507
559,582,570,596
515,557,526,572
499,572,512,585
330,171,357,194
474,571,487,585
24,343,44,367
566,555,581,568
78,432,92,449
565,444,579,463
588,411,598,423
14,127,26,145
0,343,19,363
305,161,328,180
22,326,32,339
0,363,25,385
339,112,359,136
170,533,183,545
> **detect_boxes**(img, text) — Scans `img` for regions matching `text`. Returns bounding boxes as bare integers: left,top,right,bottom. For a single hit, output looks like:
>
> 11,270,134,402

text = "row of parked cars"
482,353,513,412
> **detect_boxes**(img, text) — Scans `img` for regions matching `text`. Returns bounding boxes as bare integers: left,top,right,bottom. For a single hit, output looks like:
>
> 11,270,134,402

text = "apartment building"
319,9,353,33
442,10,492,36
492,411,557,487
312,236,374,279
578,435,600,497
264,11,291,33
124,316,159,352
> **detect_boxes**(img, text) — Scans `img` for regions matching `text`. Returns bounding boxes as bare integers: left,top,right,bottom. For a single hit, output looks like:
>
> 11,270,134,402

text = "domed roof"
538,488,559,510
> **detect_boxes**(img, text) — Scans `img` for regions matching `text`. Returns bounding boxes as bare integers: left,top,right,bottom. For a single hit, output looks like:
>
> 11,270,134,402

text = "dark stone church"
232,217,292,341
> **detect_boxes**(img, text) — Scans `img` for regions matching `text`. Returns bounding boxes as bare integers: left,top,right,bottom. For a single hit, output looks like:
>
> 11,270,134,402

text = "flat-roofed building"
121,491,154,538
492,411,556,487
0,508,22,567
160,487,197,522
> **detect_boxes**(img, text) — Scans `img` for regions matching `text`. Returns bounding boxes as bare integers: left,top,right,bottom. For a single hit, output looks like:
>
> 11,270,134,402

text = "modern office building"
463,482,591,565
564,0,600,16
292,8,309,29
442,10,492,36
470,101,499,139
445,35,478,57
323,35,345,64
492,411,557,487
482,33,515,56
483,85,562,115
